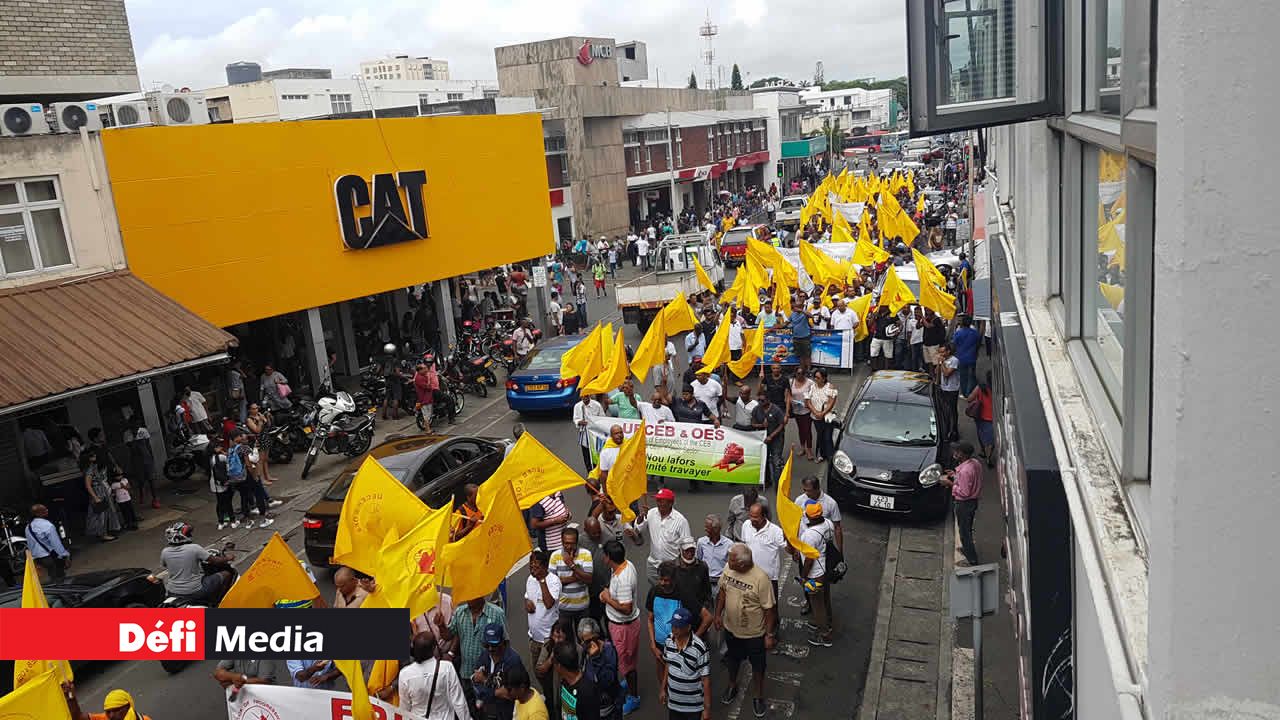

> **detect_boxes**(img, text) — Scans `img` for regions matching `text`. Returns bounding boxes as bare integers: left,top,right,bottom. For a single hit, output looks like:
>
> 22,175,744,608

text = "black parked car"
827,371,949,518
0,568,166,693
302,434,510,568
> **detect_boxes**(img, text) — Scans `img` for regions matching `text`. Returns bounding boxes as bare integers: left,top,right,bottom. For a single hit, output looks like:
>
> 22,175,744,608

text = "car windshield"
524,346,567,371
781,199,804,209
722,231,751,246
323,466,411,501
847,399,937,445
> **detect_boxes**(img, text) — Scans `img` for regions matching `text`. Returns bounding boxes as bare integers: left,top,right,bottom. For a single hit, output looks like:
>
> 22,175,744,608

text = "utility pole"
666,108,679,221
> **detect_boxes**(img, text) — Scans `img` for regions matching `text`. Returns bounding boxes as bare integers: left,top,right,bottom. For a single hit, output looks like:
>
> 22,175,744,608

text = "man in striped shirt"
659,607,711,720
550,526,594,632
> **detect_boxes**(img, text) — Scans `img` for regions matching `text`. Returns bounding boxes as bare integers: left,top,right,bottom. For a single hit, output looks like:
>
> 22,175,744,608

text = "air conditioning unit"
147,93,209,126
103,100,151,128
0,103,49,137
49,102,103,133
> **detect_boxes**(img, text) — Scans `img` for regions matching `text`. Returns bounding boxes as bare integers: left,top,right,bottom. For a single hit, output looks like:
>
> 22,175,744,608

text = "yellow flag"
1098,282,1125,310
444,475,532,602
832,207,853,235
332,457,430,575
747,238,799,287
335,660,374,720
581,327,628,395
775,453,819,559
13,553,73,690
912,248,947,289
368,659,399,706
560,322,604,380
798,240,831,286
606,423,649,523
374,506,450,617
693,257,717,295
743,254,771,291
0,668,71,720
918,274,957,320
220,533,321,608
601,321,615,359
880,266,917,314
494,433,585,510
771,282,792,315
700,312,733,370
916,194,926,214
848,293,873,342
727,324,765,378
858,207,873,241
852,238,890,267
631,308,669,383
720,269,745,305
831,223,856,244
660,292,698,335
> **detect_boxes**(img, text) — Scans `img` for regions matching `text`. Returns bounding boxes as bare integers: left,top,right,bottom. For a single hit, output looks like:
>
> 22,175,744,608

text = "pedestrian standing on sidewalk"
209,439,235,530
967,371,996,465
245,403,277,485
798,504,835,647
124,419,159,509
940,442,983,566
952,315,982,397
658,607,711,720
83,448,120,542
715,543,776,718
600,540,642,715
25,503,69,581
936,343,961,442
109,468,138,531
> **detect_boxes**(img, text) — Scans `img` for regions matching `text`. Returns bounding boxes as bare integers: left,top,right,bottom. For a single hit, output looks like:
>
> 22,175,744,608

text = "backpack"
226,444,245,478
824,524,847,583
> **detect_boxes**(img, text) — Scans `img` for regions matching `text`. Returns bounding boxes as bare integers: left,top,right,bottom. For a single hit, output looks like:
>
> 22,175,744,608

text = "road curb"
939,505,956,720
858,524,901,720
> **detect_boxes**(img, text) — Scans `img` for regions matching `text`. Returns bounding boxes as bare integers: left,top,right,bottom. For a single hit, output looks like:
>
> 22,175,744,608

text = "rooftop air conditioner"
49,102,103,133
147,93,209,126
0,104,49,137
103,100,151,128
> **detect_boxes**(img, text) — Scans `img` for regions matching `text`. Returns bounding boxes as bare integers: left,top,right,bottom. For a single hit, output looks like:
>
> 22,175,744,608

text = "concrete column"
1011,121,1052,302
433,281,456,353
137,380,166,469
300,307,329,393
334,302,361,376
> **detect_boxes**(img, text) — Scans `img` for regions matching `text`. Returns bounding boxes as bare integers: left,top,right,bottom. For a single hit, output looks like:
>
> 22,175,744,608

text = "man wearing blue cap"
659,607,711,720
472,622,527,720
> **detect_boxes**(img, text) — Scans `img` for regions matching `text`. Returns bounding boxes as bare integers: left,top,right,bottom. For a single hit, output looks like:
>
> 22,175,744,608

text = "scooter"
163,428,211,481
156,542,236,674
0,508,29,581
300,392,376,479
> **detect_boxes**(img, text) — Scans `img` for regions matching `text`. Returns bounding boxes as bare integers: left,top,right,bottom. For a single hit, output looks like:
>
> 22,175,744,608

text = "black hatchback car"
302,434,508,567
826,371,948,518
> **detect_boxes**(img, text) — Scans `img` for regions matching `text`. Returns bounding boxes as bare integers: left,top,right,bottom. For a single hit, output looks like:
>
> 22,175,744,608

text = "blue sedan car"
506,336,582,413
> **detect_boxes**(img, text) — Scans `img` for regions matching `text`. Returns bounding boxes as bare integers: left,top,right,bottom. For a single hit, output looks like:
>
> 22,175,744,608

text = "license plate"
869,494,895,510
303,426,313,434
525,384,549,391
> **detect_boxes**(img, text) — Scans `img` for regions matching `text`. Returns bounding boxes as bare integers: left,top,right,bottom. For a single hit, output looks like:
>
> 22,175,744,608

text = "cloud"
125,0,907,90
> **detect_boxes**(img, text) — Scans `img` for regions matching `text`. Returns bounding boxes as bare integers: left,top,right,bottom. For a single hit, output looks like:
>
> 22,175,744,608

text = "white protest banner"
227,683,426,720
587,418,765,485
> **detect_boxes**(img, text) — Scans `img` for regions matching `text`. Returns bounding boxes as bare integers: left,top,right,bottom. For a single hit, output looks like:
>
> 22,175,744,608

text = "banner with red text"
587,418,765,485
227,682,426,720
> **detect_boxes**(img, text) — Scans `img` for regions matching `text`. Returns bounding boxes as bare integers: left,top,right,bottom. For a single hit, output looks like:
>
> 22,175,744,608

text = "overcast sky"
123,0,908,90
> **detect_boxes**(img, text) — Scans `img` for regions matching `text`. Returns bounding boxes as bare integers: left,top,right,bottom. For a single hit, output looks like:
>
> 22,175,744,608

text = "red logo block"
0,608,206,661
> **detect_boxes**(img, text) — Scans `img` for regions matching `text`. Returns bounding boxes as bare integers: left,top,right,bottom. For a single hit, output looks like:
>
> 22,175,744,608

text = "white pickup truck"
774,195,808,228
616,234,724,329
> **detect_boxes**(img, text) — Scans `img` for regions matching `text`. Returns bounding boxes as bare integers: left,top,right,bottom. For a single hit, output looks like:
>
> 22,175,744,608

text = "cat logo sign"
334,170,429,250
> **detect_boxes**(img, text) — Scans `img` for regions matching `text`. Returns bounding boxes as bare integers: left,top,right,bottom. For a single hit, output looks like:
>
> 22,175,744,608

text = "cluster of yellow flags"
912,248,958,320
220,532,323,609
628,292,699,384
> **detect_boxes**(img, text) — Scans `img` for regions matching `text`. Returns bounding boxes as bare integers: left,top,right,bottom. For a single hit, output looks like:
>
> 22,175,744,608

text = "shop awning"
732,151,770,170
0,271,238,415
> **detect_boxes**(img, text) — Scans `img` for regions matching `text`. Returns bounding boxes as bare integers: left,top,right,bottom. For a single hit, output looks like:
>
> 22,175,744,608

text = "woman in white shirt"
806,369,840,464
789,369,815,461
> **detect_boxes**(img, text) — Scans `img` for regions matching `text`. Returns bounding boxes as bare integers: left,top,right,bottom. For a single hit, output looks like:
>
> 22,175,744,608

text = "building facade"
0,0,139,102
798,86,896,135
907,0,1280,717
199,78,496,123
360,55,451,81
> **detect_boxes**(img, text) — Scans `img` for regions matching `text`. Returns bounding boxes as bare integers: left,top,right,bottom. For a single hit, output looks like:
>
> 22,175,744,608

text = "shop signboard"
102,116,554,327
586,418,765,485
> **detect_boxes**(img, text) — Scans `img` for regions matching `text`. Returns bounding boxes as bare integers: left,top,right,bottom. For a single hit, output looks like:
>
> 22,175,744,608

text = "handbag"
276,381,291,398
964,391,983,419
92,499,109,513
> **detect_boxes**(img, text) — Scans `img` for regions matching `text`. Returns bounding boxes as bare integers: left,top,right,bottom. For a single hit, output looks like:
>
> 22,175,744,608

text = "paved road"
69,264,919,720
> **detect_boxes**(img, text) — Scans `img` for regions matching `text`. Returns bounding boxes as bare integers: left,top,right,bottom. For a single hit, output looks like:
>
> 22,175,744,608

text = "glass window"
447,92,464,101
330,94,353,114
940,0,1015,106
1083,147,1127,404
0,177,74,277
1098,0,1124,114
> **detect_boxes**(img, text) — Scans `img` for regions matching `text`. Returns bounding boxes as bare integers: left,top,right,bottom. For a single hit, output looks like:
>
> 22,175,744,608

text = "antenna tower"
699,12,719,90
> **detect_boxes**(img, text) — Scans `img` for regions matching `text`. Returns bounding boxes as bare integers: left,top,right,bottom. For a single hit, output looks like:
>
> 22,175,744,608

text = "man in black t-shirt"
670,385,717,426
759,363,790,408
555,641,601,720
751,394,787,487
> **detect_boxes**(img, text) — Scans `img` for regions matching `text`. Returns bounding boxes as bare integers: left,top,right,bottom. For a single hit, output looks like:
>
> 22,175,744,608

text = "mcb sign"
577,41,614,65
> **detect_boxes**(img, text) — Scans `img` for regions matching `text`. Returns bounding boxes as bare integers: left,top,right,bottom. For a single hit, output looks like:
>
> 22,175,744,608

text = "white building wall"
0,133,127,289
1148,1,1280,717
199,79,497,122
1073,544,1126,720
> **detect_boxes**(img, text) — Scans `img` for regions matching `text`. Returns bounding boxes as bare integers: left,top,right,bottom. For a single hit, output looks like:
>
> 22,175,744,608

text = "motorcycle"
263,424,295,464
300,392,376,479
352,363,387,415
0,508,29,580
445,348,498,397
163,427,211,481
156,542,237,674
269,401,316,453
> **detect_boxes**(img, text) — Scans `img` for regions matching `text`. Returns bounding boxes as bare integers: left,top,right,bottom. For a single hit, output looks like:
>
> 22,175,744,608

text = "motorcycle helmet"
422,350,437,365
165,521,194,545
382,342,397,355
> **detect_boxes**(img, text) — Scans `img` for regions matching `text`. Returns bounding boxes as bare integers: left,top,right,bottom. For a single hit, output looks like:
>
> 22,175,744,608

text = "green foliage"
687,72,698,89
730,64,744,90
820,75,909,111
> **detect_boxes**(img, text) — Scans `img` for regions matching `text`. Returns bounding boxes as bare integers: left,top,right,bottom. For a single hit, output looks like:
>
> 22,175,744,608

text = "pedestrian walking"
806,370,840,464
732,386,758,431
725,488,769,542
574,394,607,472
675,536,713,617
739,504,786,601
967,371,996,465
600,540,643,715
25,503,69,581
592,259,608,298
550,527,594,633
936,343,961,442
527,550,564,704
788,302,813,373
63,683,155,720
555,641,602,720
658,607,712,720
798,504,835,647
578,618,623,720
696,515,731,597
627,488,691,584
715,543,777,717
940,442,984,565
788,369,814,461
332,566,370,609
400,633,471,720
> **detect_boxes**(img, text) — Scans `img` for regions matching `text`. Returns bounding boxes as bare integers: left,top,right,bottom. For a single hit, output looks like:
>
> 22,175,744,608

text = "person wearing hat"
628,488,691,584
798,503,836,648
658,607,712,720
63,683,152,720
674,536,713,619
472,622,526,720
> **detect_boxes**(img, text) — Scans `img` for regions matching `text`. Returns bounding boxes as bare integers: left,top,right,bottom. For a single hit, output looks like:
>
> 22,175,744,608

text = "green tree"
749,75,786,89
730,64,744,90
687,71,698,89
